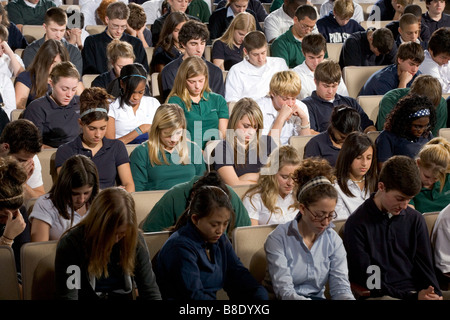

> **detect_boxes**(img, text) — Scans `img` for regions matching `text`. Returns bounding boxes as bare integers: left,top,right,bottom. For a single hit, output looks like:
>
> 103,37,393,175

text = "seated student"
155,185,269,300
0,25,24,79
126,3,152,48
304,105,361,167
301,59,376,133
422,0,450,36
377,74,448,137
339,27,397,69
418,27,450,94
255,70,312,146
359,41,424,96
187,0,211,23
409,137,450,213
129,103,206,191
55,187,162,300
0,119,44,202
64,8,89,51
141,171,251,232
29,155,99,242
270,4,318,68
0,156,30,273
105,63,160,145
55,88,135,192
160,20,225,100
91,40,135,90
211,11,257,71
264,157,355,300
316,0,364,44
167,56,229,150
319,0,364,23
292,33,348,99
225,30,288,103
333,131,378,220
208,0,262,40
213,97,276,186
0,74,18,123
343,155,444,300
368,0,412,21
0,4,27,51
150,11,189,74
5,0,55,33
22,61,81,149
376,94,436,171
242,145,301,225
395,13,427,50
432,202,450,289
215,0,268,23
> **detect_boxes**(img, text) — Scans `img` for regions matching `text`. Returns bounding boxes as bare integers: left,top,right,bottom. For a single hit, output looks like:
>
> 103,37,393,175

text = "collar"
46,92,78,110
226,6,235,18
75,134,113,151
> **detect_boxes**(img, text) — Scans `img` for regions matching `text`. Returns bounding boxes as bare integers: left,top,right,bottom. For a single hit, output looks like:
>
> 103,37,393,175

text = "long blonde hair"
244,145,301,221
147,103,190,166
417,137,450,192
216,12,256,50
167,56,211,111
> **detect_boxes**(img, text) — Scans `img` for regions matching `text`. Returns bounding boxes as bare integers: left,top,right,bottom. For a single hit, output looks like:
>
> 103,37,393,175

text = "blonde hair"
49,61,80,84
216,12,256,50
333,0,354,19
244,145,301,223
417,137,450,192
147,103,190,166
269,70,301,97
167,56,211,111
106,39,135,69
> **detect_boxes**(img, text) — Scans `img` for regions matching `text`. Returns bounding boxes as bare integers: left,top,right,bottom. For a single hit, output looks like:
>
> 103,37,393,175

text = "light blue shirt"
264,216,355,300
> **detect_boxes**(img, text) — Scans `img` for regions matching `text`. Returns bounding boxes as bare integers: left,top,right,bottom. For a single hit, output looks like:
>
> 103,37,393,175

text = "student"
431,202,450,288
386,4,431,45
368,0,411,21
29,154,99,242
0,24,25,79
264,157,355,300
214,0,267,23
160,20,225,100
187,0,211,23
243,145,301,225
82,1,149,75
319,0,364,23
409,137,450,213
333,131,378,220
0,3,28,51
377,74,448,136
213,97,276,186
105,63,160,145
292,33,348,99
55,187,162,300
22,61,81,149
129,103,206,191
212,11,257,71
126,3,152,48
359,41,424,96
304,105,361,167
155,185,269,300
22,7,83,75
225,30,288,103
301,59,376,133
395,13,427,50
270,4,318,68
316,0,364,44
256,70,311,146
0,119,44,202
418,27,450,94
343,155,444,300
141,170,251,232
376,94,436,171
55,87,135,192
339,27,397,69
5,0,55,33
422,0,450,36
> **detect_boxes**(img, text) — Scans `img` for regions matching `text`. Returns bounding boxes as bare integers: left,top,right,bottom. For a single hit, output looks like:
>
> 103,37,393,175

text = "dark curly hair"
384,93,436,139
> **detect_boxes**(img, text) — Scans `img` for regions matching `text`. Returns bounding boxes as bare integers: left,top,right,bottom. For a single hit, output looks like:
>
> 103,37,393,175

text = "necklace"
351,176,365,183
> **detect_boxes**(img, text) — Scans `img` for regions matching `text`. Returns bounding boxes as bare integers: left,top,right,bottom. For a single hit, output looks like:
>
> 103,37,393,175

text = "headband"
297,176,332,201
0,193,24,202
408,108,430,118
121,74,147,80
80,108,108,118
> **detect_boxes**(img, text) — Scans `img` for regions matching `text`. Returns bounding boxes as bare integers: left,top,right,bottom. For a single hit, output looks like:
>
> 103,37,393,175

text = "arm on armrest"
350,282,371,299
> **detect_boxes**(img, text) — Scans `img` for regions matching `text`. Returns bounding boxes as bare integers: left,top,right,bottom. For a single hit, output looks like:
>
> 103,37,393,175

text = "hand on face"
2,210,26,240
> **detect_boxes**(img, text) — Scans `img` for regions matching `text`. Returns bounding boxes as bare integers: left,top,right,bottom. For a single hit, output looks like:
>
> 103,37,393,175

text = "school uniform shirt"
319,1,364,23
304,131,340,167
0,73,17,120
386,20,431,46
264,215,355,300
422,12,450,36
129,140,206,191
155,220,269,300
55,135,130,189
292,61,348,99
15,70,51,107
108,96,160,140
208,6,262,40
211,40,243,71
301,91,374,133
243,192,297,225
359,64,421,96
256,95,309,146
395,34,427,51
0,52,24,78
368,0,395,21
27,155,43,190
91,69,116,90
7,22,28,51
225,56,288,103
150,46,182,74
316,13,365,44
418,50,450,94
431,203,450,274
270,26,307,68
263,5,294,43
409,173,450,214
6,0,56,26
333,180,370,220
22,93,80,148
343,193,442,300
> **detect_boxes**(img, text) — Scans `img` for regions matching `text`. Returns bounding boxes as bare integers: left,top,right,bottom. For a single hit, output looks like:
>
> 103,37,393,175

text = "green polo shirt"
6,0,55,26
141,175,251,233
270,26,305,68
409,173,450,214
168,91,229,150
129,140,206,191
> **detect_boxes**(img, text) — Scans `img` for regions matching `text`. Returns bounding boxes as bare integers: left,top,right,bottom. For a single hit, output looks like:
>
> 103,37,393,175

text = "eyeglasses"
412,124,431,131
299,23,315,31
304,206,337,222
109,24,127,31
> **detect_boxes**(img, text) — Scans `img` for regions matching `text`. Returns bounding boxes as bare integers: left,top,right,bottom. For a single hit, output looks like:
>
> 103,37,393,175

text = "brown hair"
314,59,341,84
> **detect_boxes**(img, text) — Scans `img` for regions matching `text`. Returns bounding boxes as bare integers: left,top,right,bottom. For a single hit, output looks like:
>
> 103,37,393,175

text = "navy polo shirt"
22,93,80,148
304,131,340,167
55,135,130,189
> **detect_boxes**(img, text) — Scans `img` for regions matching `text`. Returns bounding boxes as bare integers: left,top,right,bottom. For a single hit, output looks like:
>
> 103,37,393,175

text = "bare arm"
30,219,51,242
212,58,225,71
14,81,29,109
217,166,258,186
117,162,135,192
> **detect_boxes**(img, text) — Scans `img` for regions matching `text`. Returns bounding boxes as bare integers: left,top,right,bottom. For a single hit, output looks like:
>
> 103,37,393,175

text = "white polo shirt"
418,50,450,94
